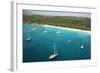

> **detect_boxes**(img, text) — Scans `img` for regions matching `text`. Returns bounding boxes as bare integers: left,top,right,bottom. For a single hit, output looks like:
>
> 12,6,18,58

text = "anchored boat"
49,40,58,60
26,33,32,41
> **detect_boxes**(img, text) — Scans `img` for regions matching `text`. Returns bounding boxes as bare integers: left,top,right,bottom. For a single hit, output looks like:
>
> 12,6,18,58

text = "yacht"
49,40,58,60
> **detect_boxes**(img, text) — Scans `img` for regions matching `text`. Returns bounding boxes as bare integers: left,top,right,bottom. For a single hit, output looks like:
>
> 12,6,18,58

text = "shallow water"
23,23,91,62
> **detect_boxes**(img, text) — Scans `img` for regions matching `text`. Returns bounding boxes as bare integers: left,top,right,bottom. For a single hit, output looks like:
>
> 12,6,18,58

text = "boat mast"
28,33,30,38
81,30,83,49
54,40,56,54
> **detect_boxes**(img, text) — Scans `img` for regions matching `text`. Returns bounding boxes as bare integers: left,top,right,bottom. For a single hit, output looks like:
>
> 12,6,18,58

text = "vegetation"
23,15,91,31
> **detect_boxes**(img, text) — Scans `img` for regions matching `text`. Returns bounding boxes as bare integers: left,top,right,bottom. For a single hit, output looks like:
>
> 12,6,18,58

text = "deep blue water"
23,23,91,63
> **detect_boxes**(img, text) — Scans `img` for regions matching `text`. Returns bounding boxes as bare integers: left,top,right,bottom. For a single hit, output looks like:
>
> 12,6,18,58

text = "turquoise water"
23,23,91,62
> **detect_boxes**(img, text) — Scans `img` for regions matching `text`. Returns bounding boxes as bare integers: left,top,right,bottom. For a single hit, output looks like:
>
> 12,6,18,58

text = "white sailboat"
26,33,32,41
42,24,47,33
67,40,71,43
49,40,58,60
32,28,36,31
43,30,47,33
80,30,84,49
56,31,60,34
81,45,84,49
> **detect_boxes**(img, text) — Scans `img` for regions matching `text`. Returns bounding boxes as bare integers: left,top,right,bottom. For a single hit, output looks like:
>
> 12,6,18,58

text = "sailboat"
81,45,83,49
26,33,32,41
80,30,84,49
56,31,60,34
43,30,47,33
42,24,47,33
49,40,58,60
67,40,71,43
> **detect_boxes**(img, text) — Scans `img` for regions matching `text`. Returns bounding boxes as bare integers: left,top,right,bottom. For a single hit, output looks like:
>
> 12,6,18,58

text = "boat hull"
49,53,58,60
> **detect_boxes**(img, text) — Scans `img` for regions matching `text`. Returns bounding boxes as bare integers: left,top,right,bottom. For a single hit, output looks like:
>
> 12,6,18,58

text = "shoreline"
44,25,91,34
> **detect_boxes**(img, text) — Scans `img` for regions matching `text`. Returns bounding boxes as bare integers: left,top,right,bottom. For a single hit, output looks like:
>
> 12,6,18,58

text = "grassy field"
23,15,91,31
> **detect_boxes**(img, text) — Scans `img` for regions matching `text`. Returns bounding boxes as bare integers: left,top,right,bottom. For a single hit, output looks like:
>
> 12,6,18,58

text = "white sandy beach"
44,25,91,34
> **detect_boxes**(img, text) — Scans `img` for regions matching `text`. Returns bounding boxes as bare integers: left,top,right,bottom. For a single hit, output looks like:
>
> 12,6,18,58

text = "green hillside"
23,15,91,31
